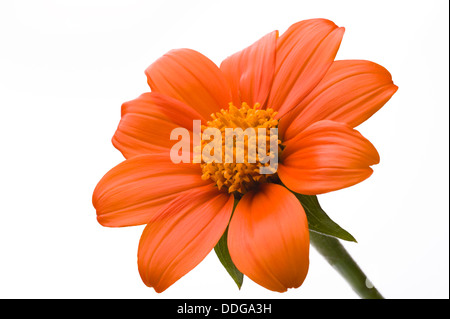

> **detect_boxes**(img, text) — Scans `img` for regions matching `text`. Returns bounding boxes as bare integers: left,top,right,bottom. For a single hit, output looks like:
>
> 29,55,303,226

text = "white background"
0,0,448,299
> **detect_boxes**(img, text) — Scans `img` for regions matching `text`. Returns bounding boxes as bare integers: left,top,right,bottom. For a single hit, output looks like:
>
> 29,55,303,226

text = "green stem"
310,231,384,299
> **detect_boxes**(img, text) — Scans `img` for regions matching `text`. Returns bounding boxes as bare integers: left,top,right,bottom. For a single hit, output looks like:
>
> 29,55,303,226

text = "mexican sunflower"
92,18,397,293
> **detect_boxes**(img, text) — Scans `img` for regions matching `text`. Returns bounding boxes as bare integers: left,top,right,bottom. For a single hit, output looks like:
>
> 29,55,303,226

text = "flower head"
93,19,397,292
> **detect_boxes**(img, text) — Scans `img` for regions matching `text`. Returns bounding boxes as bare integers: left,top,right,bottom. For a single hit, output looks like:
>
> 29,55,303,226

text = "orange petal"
268,19,345,118
220,30,278,107
279,120,380,195
138,185,234,292
112,92,204,158
227,183,309,292
280,60,398,141
92,154,210,227
145,48,231,120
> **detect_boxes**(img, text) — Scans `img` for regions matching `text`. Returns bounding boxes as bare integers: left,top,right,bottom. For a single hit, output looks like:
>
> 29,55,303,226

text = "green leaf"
214,226,244,289
294,193,357,242
214,198,243,289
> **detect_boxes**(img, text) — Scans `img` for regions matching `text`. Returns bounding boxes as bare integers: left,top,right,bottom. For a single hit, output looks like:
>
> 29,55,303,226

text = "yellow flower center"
200,102,281,195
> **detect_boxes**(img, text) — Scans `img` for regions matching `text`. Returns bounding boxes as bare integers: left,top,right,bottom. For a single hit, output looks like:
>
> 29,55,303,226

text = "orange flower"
93,19,397,293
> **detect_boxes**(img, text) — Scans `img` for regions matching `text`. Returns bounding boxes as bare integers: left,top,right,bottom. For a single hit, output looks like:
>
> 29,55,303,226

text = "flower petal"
112,92,204,158
268,19,345,118
278,120,380,195
145,48,232,120
92,154,210,227
280,60,398,141
227,183,309,292
220,30,278,107
138,185,234,292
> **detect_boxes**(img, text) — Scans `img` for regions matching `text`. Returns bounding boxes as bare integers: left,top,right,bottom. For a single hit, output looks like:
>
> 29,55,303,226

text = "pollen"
200,102,281,195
